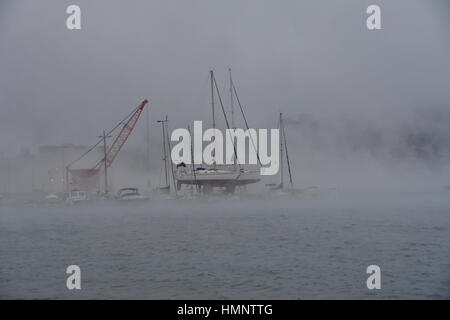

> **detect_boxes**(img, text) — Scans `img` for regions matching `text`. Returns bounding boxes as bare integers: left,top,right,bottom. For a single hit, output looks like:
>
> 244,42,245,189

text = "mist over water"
283,104,450,192
1,194,449,299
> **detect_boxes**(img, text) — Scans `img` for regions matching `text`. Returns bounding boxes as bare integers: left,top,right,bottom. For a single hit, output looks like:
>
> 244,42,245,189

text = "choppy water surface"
1,192,449,299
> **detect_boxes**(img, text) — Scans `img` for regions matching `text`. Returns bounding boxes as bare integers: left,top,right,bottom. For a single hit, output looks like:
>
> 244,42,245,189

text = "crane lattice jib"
94,99,148,170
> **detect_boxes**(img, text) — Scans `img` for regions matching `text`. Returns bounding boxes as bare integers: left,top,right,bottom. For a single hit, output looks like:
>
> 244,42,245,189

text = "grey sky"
0,0,449,160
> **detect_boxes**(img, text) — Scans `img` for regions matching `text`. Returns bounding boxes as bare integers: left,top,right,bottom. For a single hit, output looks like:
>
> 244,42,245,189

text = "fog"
1,2,450,299
1,0,450,193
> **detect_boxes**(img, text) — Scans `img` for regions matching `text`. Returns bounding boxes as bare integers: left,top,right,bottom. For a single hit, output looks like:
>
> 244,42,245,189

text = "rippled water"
1,192,449,299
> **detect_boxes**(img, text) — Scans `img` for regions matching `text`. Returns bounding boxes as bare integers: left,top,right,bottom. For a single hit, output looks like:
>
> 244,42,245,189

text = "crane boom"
94,99,148,170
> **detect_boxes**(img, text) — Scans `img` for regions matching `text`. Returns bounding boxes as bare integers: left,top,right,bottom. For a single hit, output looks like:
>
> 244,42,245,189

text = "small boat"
116,188,149,202
65,190,91,204
44,194,62,203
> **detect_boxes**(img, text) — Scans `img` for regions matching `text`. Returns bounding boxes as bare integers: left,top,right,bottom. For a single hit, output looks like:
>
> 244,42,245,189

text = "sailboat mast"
210,70,216,130
229,68,235,130
282,113,294,188
163,120,169,187
279,113,284,187
210,70,216,168
229,68,236,167
188,125,199,193
158,117,169,187
165,116,177,196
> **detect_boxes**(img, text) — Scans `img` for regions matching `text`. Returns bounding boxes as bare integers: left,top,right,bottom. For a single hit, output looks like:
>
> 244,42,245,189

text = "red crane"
94,99,148,170
67,100,149,192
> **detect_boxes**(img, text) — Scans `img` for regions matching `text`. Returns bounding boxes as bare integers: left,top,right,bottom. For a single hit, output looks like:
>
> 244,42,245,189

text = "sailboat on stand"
175,70,261,195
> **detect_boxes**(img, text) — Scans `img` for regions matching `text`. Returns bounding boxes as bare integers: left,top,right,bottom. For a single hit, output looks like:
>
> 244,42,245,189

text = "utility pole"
7,158,11,194
60,146,65,192
65,166,70,193
31,157,35,192
98,130,112,196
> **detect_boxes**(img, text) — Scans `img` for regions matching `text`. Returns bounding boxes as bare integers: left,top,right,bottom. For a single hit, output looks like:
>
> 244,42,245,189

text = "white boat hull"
176,168,260,191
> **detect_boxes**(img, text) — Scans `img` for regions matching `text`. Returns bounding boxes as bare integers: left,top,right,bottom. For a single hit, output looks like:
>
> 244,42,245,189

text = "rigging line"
195,72,212,120
92,104,144,169
229,68,235,130
282,118,294,188
213,75,241,169
219,74,228,112
232,84,262,166
67,104,141,168
213,73,231,130
66,139,103,168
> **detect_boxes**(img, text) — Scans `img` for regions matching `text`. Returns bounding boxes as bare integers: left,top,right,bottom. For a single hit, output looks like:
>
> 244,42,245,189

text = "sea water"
0,191,449,299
